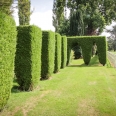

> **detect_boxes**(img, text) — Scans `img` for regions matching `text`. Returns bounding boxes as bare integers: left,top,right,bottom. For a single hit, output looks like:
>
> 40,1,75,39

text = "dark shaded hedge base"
0,12,17,110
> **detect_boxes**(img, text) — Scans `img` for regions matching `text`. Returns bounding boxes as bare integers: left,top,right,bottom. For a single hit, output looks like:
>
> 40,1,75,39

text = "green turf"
1,56,116,116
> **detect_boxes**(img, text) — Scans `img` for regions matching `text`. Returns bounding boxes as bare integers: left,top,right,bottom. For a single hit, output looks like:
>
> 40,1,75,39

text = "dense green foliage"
67,36,106,65
0,0,13,15
96,36,107,66
69,5,84,36
58,18,70,36
61,36,67,68
79,37,93,65
53,0,116,36
0,12,17,110
18,0,31,25
54,33,61,73
52,0,66,32
41,31,55,79
67,0,106,35
15,25,42,91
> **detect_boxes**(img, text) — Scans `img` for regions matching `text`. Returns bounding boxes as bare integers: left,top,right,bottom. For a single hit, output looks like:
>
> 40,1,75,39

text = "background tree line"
0,0,116,42
53,0,116,36
106,25,116,51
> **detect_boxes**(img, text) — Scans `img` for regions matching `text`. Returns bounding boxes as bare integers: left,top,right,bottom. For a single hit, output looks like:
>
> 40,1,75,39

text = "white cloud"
30,10,55,31
12,8,19,26
12,7,55,31
101,21,116,37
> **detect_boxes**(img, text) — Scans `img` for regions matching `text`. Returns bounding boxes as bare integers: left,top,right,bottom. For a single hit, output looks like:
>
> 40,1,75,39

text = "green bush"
15,25,42,91
67,36,107,65
61,36,67,68
41,31,55,79
0,12,17,110
54,33,61,73
96,36,107,66
78,37,93,65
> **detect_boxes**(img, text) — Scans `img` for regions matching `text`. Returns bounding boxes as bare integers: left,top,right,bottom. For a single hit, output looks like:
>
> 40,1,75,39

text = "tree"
83,2,106,35
18,0,31,25
69,9,84,36
0,0,13,15
52,0,66,32
58,18,70,35
67,0,85,36
58,0,116,36
106,25,116,51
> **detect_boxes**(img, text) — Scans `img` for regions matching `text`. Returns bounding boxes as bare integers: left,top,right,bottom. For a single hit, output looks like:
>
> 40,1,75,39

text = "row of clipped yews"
0,12,107,111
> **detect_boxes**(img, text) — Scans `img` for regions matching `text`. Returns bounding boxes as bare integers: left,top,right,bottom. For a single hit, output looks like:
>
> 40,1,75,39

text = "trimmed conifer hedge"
41,31,55,79
67,37,77,65
0,12,17,110
15,25,42,91
67,36,107,65
54,33,61,73
61,36,67,68
96,36,107,66
79,37,93,65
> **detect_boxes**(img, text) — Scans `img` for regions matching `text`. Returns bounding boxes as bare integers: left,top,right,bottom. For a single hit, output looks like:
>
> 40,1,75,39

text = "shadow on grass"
68,56,101,68
11,85,21,93
68,64,86,67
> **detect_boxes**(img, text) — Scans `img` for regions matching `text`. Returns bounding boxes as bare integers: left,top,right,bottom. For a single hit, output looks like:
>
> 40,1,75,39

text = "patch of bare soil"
77,98,98,116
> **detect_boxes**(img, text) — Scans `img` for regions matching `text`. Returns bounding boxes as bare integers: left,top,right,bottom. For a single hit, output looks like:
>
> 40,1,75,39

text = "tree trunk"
87,23,97,35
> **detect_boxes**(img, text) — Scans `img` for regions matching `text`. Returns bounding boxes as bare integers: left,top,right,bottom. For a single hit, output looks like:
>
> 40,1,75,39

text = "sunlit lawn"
1,56,116,116
110,51,116,54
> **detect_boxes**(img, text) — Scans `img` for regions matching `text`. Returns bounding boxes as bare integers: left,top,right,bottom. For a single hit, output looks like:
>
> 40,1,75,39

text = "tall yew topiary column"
54,33,61,73
15,25,42,91
96,36,107,66
79,37,93,65
41,31,55,79
0,12,17,110
61,36,67,68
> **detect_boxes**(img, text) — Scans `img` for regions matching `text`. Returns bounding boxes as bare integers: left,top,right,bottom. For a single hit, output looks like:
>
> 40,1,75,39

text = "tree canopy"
53,0,116,36
52,0,66,32
18,0,31,25
0,0,14,15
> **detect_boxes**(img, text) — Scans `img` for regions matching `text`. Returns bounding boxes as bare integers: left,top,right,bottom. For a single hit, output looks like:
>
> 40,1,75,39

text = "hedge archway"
67,36,107,66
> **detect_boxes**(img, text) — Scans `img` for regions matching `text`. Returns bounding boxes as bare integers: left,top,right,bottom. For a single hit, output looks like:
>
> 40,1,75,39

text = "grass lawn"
112,52,116,54
1,56,116,116
110,51,116,54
